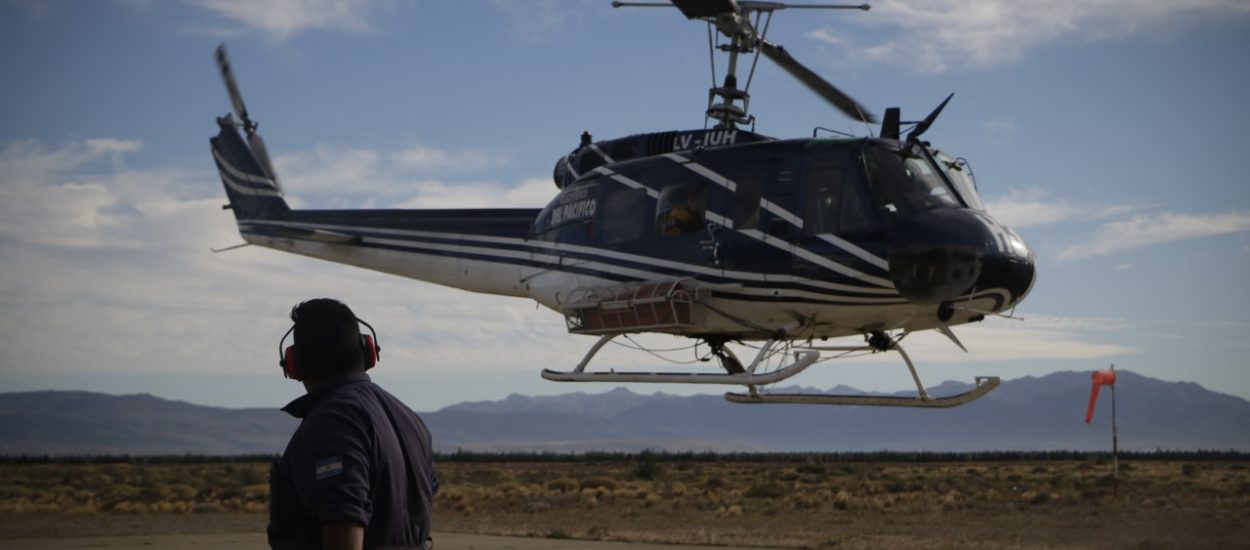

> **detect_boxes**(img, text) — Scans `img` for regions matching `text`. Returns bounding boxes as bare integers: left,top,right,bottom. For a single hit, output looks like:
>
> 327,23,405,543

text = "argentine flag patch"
314,457,345,480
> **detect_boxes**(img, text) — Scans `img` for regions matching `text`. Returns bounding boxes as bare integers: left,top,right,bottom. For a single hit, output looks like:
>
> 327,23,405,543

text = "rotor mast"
612,0,872,129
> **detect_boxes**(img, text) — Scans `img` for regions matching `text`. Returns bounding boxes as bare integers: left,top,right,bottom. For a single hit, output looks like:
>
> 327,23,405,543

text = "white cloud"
274,145,382,194
1058,210,1250,260
391,144,508,172
395,177,553,209
0,180,135,249
978,119,1016,134
269,141,544,209
982,188,1076,228
805,27,845,47
982,187,1250,261
84,138,144,155
815,0,1250,73
0,138,144,184
186,0,377,40
0,138,157,249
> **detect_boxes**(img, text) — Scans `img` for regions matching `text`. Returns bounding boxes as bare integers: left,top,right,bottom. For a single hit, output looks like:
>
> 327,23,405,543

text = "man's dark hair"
290,298,364,380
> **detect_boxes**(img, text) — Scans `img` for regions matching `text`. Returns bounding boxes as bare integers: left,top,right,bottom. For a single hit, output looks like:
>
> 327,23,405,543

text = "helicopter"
209,0,1036,407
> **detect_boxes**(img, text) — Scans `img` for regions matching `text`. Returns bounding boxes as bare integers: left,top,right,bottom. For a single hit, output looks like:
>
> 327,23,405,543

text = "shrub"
744,483,787,499
580,477,618,490
635,450,662,481
163,484,199,500
796,464,826,475
545,478,578,493
832,489,852,510
1020,490,1050,505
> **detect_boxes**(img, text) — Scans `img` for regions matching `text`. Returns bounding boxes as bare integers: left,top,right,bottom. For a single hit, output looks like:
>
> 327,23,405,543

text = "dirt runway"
2,532,775,549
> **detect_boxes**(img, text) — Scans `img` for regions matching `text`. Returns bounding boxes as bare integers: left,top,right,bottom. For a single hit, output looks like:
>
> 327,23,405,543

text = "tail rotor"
215,44,280,190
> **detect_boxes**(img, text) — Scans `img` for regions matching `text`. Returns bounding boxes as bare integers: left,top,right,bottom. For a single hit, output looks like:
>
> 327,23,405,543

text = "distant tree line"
433,449,1250,464
3,449,1248,465
0,453,280,464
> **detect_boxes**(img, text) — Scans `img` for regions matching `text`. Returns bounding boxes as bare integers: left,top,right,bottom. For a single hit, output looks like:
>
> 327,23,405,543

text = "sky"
1,0,1249,412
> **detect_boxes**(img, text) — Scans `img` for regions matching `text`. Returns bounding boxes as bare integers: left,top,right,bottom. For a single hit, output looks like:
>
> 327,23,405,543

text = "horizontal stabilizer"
268,226,361,244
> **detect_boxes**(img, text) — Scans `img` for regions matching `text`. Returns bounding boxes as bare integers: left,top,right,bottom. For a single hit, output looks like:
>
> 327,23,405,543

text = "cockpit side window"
864,145,960,221
655,182,707,237
803,158,874,236
936,151,984,210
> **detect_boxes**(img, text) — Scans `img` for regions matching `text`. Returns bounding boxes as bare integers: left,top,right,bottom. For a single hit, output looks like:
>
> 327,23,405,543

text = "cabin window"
601,187,649,245
803,160,873,236
655,182,707,237
733,168,763,230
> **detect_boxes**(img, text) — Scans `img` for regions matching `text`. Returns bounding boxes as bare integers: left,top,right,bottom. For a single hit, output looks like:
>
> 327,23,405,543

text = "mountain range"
2,370,1248,455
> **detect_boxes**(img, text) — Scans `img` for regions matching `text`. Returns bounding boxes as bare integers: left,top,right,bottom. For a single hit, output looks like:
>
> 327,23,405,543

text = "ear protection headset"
278,317,380,381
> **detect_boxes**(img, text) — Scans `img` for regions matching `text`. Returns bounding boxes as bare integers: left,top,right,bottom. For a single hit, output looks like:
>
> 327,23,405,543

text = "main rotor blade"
758,40,875,123
214,43,250,126
670,0,740,19
907,92,953,142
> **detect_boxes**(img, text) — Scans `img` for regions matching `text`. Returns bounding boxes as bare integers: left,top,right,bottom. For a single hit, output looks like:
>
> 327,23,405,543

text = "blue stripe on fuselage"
239,217,903,302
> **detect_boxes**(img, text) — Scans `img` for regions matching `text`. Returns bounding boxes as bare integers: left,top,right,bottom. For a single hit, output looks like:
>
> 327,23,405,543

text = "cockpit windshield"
935,151,984,211
863,143,960,222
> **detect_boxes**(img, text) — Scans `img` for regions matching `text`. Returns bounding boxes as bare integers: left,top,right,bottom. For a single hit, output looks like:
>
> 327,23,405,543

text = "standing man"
269,298,438,550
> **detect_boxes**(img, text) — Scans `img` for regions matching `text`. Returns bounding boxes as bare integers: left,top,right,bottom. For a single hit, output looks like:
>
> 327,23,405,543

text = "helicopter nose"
978,226,1036,310
888,209,1035,310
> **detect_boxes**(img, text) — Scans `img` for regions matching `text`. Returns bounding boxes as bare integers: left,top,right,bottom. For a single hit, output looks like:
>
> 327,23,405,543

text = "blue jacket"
269,373,437,549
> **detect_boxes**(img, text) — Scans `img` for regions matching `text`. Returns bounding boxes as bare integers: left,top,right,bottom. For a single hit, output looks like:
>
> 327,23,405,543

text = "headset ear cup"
283,346,299,380
361,335,378,369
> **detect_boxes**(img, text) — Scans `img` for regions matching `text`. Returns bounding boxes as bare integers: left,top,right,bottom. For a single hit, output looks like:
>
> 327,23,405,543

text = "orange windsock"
1085,369,1117,423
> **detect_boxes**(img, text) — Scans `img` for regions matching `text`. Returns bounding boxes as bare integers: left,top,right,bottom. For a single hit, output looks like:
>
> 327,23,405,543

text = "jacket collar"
281,372,371,418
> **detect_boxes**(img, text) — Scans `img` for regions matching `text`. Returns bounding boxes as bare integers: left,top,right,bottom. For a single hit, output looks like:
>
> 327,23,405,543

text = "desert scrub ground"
1,456,1247,549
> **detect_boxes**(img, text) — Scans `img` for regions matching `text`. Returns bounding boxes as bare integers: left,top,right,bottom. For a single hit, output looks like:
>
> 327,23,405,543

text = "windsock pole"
1085,364,1120,497
1111,364,1118,497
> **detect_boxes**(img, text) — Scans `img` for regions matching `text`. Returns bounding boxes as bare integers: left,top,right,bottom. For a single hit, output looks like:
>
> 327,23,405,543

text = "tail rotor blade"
758,40,875,124
248,133,279,184
214,44,276,182
215,43,250,126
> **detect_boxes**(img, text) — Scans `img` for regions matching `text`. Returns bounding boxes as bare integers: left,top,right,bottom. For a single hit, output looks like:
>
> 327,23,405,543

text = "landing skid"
540,329,1001,408
725,376,1000,407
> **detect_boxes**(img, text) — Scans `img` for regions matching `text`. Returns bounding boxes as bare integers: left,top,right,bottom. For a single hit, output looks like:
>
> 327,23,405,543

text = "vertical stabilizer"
211,121,290,221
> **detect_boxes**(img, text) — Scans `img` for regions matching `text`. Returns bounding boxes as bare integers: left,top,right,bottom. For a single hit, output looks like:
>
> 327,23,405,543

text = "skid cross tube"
542,331,818,385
